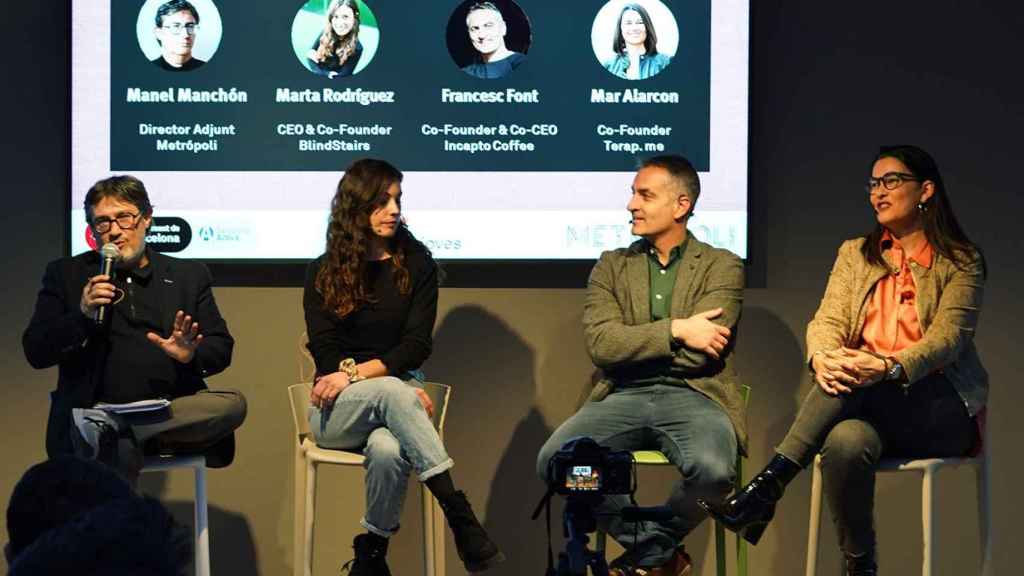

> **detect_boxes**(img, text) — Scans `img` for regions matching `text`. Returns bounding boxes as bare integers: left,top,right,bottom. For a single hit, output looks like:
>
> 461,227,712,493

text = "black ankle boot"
341,533,391,576
697,454,801,545
438,491,505,573
845,552,877,575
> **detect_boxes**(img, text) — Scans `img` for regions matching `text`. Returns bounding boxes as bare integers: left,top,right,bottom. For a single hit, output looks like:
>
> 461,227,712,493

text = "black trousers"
776,374,975,557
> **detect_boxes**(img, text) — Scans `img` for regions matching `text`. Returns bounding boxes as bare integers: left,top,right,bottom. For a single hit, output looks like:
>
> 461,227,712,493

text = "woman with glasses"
306,0,364,78
304,158,504,575
603,3,671,80
699,146,987,576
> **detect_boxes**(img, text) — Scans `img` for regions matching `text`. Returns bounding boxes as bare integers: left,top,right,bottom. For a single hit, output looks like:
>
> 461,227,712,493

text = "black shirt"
304,244,438,377
152,56,206,71
99,259,178,402
307,37,363,77
461,52,527,79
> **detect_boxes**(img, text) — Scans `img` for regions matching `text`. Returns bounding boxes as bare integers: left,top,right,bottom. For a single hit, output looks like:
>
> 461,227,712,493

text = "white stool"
804,452,991,576
142,454,210,576
288,382,451,576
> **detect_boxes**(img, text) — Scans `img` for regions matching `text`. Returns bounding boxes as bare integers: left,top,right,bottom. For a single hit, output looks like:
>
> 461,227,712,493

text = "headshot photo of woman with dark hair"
308,0,362,78
592,0,678,81
291,0,380,78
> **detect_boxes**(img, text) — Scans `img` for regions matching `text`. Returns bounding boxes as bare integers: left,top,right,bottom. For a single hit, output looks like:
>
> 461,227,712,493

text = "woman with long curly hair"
306,0,363,78
303,158,504,575
699,146,988,576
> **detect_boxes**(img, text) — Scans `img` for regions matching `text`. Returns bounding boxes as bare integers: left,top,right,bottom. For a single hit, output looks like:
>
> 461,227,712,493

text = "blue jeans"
309,376,453,537
536,384,737,567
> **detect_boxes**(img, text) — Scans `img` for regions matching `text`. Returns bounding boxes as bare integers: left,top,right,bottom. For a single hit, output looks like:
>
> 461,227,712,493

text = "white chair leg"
304,461,316,576
805,455,823,576
921,467,935,576
422,485,436,576
293,445,307,576
194,464,210,576
977,456,992,576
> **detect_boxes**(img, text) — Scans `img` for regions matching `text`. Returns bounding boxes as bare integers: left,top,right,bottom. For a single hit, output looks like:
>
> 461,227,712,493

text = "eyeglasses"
162,23,198,36
866,172,920,193
91,212,140,234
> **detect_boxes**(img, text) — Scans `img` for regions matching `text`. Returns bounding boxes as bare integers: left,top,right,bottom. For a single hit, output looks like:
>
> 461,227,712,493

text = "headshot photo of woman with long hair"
291,0,380,78
308,0,362,77
594,0,676,81
700,145,988,576
303,159,504,574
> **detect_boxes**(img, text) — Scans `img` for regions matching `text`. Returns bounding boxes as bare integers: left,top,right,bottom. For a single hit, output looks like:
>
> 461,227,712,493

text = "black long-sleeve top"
307,37,363,78
303,245,438,377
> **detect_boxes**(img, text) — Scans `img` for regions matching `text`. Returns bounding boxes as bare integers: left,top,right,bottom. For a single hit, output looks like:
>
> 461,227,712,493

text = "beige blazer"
583,235,748,454
806,237,987,415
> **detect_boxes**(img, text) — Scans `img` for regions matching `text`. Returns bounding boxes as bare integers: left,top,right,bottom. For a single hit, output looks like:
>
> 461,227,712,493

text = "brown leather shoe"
608,547,692,576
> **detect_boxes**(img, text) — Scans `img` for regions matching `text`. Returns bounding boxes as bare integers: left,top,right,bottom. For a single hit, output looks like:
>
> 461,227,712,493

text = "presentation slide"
71,0,748,260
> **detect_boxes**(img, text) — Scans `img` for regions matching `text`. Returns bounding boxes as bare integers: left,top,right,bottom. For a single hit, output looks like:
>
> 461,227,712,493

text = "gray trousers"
776,374,974,557
116,388,247,479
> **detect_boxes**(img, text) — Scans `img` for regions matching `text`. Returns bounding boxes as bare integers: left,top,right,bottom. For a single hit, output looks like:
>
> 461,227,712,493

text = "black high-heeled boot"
696,454,801,545
438,491,506,573
341,533,391,576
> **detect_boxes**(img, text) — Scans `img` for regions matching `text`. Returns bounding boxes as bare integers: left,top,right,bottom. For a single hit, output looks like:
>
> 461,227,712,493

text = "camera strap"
530,487,558,576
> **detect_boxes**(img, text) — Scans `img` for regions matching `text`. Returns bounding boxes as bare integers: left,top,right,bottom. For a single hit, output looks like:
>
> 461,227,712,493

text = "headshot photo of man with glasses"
152,0,203,70
147,0,220,71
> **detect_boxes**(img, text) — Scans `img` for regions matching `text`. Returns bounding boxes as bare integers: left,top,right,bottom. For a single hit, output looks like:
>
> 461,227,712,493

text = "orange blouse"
860,231,934,357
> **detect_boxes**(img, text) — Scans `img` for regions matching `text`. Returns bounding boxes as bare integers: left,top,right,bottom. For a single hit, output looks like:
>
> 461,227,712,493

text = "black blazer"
23,250,234,458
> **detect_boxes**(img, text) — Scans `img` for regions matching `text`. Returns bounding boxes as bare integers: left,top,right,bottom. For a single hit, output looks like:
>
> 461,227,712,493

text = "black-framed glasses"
866,172,920,193
162,23,198,36
91,212,140,234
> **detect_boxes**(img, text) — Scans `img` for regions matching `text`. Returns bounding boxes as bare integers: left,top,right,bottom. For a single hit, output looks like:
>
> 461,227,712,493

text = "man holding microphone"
23,175,246,483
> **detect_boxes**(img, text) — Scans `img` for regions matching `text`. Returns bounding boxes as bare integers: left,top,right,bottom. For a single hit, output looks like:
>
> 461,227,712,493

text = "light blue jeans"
536,384,737,567
309,376,453,537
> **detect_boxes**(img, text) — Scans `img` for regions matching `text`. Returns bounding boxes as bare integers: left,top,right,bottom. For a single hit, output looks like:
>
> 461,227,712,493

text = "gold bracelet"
339,358,362,382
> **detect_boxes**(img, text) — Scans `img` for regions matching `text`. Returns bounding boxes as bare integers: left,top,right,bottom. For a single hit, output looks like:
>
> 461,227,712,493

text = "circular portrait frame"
291,0,381,79
446,0,532,80
137,0,223,69
591,0,679,81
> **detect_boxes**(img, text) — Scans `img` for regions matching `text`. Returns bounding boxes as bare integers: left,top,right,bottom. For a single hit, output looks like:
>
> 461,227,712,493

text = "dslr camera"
547,436,634,496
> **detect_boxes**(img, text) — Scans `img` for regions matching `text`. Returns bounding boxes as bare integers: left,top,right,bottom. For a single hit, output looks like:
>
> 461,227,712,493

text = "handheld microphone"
95,243,121,325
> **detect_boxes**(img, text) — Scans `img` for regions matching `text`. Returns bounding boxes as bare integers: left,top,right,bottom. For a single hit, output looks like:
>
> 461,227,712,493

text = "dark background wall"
2,2,1022,575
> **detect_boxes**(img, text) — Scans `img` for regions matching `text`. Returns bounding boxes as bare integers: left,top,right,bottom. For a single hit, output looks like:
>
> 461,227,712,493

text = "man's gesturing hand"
146,310,204,364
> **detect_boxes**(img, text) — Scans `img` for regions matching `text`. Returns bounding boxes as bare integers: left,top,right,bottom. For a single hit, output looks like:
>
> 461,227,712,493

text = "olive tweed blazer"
806,237,988,416
583,236,748,454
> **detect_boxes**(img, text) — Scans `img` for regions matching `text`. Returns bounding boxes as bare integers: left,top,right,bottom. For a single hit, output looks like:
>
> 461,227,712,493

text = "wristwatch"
884,356,910,393
339,358,363,382
884,357,904,381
